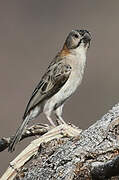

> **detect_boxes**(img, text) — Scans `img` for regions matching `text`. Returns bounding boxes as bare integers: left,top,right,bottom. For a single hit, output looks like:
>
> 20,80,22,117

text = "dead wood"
1,103,119,180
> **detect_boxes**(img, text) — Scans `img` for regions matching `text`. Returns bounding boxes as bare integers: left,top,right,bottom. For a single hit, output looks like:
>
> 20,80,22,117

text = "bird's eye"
74,34,79,38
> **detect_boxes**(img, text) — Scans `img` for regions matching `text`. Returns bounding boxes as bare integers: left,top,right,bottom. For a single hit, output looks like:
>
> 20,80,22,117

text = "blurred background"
0,0,119,175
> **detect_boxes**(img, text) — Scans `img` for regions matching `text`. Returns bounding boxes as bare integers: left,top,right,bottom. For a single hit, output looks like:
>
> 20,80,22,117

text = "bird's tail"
8,115,30,152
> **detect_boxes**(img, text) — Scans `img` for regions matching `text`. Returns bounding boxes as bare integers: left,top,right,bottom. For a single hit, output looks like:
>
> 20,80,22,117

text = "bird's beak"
83,32,91,47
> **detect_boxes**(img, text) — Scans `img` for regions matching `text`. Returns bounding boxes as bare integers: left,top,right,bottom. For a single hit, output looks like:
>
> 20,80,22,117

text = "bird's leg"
47,116,56,127
44,111,56,127
54,105,67,125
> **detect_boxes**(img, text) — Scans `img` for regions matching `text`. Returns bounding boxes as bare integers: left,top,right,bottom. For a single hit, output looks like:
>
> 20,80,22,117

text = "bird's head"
64,29,91,52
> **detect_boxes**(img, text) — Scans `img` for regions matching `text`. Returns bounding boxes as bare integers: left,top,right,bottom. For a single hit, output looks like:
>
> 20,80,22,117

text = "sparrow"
8,29,91,152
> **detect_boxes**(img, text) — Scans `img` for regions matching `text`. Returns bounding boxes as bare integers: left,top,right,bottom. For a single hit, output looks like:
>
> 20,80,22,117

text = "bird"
8,29,91,152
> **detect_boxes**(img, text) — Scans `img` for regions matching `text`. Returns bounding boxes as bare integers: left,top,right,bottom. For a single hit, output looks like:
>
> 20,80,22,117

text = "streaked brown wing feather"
23,61,71,119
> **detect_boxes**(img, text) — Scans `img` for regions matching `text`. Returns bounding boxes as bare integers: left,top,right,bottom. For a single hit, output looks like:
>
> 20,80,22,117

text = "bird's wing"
23,61,72,119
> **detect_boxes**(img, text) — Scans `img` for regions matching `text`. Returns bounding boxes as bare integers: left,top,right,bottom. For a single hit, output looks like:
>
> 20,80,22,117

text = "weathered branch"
1,124,81,180
0,123,50,152
1,103,119,180
91,155,119,179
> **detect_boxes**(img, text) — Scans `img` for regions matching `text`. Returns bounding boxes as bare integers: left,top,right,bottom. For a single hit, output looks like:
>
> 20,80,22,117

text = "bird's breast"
44,51,86,111
61,65,84,97
47,60,86,108
62,52,86,96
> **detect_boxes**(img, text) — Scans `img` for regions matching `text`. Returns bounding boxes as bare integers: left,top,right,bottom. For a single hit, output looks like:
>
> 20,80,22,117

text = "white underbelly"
44,48,86,112
43,70,83,112
57,71,82,99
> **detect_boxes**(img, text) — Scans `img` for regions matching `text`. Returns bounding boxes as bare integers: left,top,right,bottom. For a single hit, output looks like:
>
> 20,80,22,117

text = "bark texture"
4,103,119,179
